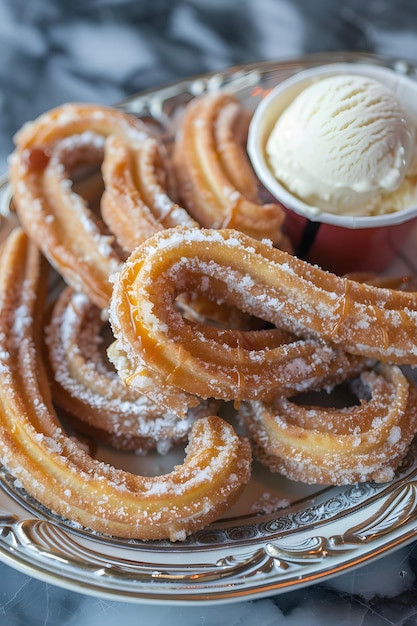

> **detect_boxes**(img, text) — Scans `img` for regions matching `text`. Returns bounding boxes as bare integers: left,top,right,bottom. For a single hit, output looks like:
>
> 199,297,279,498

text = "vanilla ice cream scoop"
266,73,416,216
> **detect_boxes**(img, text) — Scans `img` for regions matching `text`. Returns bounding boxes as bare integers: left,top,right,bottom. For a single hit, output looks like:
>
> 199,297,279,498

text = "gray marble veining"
1,0,417,624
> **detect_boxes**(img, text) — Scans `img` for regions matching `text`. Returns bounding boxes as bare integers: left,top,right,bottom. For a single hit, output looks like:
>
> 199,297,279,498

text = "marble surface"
1,543,417,625
2,0,417,624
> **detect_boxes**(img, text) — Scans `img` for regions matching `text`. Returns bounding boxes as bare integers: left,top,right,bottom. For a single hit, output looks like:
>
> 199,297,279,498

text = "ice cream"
265,73,417,217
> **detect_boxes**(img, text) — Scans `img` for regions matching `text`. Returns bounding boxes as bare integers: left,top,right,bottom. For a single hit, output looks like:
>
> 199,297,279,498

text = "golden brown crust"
172,92,291,249
238,365,417,485
9,103,150,308
6,90,417,533
0,227,252,540
343,271,417,291
108,226,372,417
101,134,197,254
45,286,219,452
110,226,417,387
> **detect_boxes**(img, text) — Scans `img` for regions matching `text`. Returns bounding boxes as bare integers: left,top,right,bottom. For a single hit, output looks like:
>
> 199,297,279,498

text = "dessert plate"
1,51,417,605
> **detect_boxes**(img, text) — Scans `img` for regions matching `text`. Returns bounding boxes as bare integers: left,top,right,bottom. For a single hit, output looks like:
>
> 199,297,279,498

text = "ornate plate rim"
1,51,417,605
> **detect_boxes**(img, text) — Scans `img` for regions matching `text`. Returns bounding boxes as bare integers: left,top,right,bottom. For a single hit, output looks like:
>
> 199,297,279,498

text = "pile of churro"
1,93,417,541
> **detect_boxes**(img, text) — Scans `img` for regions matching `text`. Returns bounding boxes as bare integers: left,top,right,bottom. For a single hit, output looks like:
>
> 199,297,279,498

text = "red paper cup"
247,62,417,275
283,208,417,275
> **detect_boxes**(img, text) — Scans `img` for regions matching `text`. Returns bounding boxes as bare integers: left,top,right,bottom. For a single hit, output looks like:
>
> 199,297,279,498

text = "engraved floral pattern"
1,57,417,603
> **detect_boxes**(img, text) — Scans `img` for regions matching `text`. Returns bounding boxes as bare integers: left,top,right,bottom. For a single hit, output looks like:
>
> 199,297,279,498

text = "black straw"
296,220,322,259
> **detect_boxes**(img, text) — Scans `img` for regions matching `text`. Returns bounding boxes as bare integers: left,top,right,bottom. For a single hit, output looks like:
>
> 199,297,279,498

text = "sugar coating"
238,365,417,486
0,229,251,541
45,290,210,450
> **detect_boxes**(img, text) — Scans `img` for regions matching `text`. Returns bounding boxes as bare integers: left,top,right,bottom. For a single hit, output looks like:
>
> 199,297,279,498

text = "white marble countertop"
1,542,417,625
2,0,417,623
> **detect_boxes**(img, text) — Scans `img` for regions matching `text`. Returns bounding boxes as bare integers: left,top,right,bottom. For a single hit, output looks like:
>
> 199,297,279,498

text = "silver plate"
1,52,417,605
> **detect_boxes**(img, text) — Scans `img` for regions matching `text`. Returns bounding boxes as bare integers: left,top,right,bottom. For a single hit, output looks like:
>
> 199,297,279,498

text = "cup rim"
247,62,417,230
